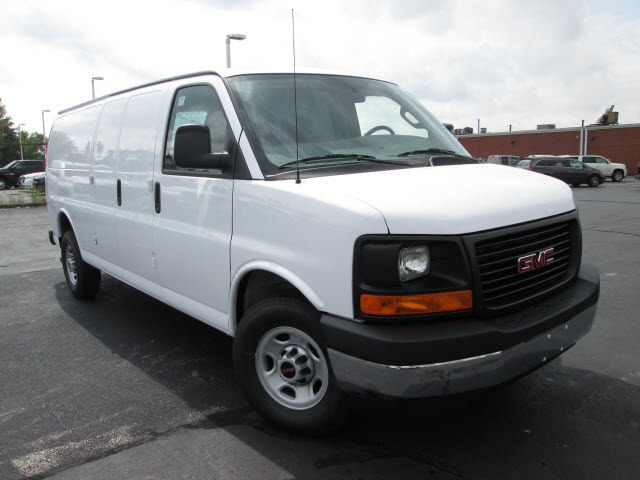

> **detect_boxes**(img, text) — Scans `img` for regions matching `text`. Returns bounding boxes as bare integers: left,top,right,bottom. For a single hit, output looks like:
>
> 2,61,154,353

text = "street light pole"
42,110,50,141
18,123,25,161
226,34,246,68
91,76,104,99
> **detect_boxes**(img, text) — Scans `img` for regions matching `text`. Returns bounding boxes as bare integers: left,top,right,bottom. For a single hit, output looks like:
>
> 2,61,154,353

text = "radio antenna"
292,8,301,184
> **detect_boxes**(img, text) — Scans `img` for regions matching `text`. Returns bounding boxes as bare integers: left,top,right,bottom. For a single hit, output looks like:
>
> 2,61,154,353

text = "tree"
0,98,46,165
22,132,46,160
0,99,20,167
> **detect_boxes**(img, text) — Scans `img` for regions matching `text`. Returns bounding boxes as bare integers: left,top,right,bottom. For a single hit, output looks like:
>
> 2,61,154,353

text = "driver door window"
164,85,233,173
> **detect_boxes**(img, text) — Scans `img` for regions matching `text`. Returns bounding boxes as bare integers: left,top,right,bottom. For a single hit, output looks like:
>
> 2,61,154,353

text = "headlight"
398,245,430,281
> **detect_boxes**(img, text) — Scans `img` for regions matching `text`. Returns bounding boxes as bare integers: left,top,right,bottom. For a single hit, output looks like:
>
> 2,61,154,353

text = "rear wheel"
588,175,600,187
0,178,7,190
233,297,346,434
61,230,101,299
612,170,623,182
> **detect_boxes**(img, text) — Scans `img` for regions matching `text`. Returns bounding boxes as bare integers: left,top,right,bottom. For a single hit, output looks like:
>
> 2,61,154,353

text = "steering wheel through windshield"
364,125,395,136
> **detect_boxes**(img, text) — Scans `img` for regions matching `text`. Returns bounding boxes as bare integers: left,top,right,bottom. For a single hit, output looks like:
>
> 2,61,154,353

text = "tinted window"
164,85,233,172
535,159,552,167
556,159,571,167
569,160,583,168
596,157,609,164
517,160,531,167
582,157,596,163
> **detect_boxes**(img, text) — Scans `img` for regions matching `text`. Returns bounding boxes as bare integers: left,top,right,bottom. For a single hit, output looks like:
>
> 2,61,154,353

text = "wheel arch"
56,209,76,242
229,262,325,336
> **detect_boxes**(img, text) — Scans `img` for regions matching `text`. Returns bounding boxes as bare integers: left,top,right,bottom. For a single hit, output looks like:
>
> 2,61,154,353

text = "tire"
588,175,600,187
0,177,7,190
233,297,346,434
612,170,623,182
61,230,101,299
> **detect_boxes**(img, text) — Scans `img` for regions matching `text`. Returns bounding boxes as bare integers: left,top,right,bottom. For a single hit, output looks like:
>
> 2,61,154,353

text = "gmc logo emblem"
518,248,555,273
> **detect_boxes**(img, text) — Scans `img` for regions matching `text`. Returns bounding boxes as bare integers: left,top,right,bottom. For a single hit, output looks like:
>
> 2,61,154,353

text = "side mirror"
174,124,229,170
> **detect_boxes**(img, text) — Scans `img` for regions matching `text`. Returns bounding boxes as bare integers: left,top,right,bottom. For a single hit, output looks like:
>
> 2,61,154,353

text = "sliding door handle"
154,182,161,214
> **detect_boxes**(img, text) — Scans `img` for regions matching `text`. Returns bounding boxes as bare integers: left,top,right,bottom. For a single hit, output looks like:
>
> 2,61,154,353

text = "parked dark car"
517,157,604,187
0,160,45,190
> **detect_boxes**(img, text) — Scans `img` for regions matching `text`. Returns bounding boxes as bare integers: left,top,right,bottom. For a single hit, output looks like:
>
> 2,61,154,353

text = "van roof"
58,69,394,115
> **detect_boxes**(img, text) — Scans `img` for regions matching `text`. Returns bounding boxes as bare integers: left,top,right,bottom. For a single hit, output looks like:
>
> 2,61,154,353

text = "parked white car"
566,155,627,181
46,70,599,433
17,171,45,188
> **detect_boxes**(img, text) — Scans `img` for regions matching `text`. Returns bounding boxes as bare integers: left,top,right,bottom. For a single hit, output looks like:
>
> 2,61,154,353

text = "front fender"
228,260,325,336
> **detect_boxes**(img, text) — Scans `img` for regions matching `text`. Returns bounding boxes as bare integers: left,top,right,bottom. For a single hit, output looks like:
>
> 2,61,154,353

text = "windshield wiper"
278,154,405,169
397,148,478,161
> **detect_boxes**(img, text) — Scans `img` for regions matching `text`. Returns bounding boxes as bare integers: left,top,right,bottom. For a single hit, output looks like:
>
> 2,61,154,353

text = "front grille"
473,219,576,310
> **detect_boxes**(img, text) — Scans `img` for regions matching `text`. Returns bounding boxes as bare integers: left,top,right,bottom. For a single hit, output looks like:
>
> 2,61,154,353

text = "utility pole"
18,123,25,161
226,34,246,68
91,77,104,99
477,119,480,134
42,110,50,141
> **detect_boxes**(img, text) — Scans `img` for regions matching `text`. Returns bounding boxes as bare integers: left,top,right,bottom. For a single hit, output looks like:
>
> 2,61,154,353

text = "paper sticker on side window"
177,96,186,106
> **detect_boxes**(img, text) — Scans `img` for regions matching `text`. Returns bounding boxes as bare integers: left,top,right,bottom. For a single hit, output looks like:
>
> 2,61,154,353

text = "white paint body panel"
230,180,388,326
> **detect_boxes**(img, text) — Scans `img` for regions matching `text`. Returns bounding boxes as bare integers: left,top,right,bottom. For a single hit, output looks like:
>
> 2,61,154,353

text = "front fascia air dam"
324,263,599,398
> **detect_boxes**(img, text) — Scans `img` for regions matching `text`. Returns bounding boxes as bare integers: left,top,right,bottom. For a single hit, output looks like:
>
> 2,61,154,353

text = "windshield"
2,161,18,169
228,74,468,176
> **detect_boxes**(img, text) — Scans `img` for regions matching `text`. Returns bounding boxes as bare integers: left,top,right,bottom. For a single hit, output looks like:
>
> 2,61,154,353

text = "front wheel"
612,170,624,182
588,175,601,187
233,297,346,434
61,231,101,299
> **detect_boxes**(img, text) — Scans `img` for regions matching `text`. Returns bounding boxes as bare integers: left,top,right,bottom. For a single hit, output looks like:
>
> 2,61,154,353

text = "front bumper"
324,263,599,399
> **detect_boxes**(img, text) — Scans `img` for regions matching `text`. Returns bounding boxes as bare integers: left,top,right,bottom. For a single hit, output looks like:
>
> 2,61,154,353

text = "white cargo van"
46,70,599,433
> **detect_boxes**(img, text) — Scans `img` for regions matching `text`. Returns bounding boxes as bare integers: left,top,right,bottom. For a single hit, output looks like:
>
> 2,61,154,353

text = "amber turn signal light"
360,290,473,316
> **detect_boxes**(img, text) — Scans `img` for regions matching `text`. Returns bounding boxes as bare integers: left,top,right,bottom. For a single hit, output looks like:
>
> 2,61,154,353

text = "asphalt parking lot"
1,180,639,479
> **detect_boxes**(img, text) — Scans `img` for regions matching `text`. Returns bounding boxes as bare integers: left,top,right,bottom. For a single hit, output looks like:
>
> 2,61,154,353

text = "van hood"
302,164,576,235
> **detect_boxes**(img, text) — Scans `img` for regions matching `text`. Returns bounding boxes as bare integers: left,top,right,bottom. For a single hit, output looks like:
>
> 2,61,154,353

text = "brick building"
458,123,640,174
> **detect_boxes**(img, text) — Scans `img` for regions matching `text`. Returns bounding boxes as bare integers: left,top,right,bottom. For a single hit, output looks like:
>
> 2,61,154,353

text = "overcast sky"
1,0,639,137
